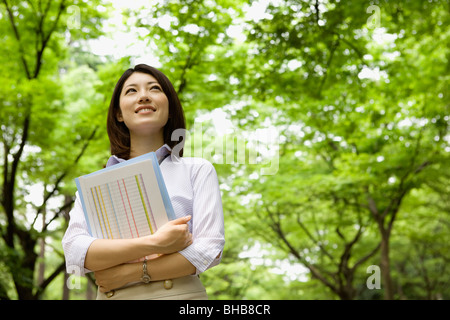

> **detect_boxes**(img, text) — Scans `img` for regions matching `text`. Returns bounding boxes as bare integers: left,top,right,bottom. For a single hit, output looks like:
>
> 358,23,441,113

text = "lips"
135,105,156,114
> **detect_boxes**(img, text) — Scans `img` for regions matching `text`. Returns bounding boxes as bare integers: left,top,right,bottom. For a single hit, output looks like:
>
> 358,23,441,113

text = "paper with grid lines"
75,152,175,239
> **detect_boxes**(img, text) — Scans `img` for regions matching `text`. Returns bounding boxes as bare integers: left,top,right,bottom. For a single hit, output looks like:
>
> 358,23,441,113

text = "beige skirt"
96,275,208,300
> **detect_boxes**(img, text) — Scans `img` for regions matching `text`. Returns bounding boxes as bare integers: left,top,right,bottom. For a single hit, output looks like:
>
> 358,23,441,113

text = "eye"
150,85,162,91
125,88,136,94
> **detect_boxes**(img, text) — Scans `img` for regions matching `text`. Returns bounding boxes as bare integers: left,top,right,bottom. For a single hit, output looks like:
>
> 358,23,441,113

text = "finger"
173,224,188,232
170,215,191,225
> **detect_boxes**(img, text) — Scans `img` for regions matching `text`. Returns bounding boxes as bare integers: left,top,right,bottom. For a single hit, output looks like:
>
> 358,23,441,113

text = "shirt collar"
106,144,172,168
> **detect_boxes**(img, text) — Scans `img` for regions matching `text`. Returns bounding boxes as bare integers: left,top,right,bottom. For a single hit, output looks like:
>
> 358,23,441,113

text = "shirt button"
106,290,115,298
164,279,173,290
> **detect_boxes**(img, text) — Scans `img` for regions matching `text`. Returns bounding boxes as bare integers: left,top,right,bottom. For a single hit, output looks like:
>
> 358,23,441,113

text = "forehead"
123,72,159,87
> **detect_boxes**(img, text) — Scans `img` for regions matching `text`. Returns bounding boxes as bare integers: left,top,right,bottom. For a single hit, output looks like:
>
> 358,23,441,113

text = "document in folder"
75,152,175,239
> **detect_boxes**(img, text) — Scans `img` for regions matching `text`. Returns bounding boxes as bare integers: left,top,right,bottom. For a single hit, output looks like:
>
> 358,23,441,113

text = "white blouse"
62,144,225,276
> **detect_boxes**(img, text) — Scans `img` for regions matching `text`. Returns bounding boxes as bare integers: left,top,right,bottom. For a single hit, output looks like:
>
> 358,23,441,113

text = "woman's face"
118,72,169,137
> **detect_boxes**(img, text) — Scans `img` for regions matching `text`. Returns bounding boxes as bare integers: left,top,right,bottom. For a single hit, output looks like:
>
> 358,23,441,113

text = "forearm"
125,253,195,282
85,215,192,271
85,237,152,271
95,253,196,292
148,253,196,281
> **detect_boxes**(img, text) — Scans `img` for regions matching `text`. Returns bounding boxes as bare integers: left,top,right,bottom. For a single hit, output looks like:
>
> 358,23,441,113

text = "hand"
148,215,193,254
94,263,136,293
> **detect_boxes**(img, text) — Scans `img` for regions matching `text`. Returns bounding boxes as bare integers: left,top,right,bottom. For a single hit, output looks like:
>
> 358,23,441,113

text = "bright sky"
88,0,393,82
85,0,160,65
87,0,277,64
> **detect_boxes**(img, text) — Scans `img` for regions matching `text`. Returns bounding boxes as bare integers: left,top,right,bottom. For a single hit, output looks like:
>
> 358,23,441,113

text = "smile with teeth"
135,107,156,114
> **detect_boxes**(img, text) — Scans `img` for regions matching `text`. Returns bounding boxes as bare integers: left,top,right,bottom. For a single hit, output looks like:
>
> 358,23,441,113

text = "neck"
129,132,164,159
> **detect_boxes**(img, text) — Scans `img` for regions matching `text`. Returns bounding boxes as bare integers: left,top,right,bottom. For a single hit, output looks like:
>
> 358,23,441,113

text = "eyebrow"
124,81,159,89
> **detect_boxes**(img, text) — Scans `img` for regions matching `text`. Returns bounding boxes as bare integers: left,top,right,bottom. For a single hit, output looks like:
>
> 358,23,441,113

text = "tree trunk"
37,207,46,285
62,271,70,300
13,236,38,300
380,229,394,300
37,237,46,285
86,278,94,300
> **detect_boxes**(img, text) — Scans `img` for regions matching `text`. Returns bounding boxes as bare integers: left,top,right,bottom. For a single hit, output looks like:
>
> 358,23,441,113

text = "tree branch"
296,211,336,263
265,206,338,294
33,126,98,227
337,225,364,277
35,261,66,299
351,243,381,272
177,33,201,95
367,193,379,219
33,0,67,78
42,197,74,233
2,0,31,78
317,38,339,98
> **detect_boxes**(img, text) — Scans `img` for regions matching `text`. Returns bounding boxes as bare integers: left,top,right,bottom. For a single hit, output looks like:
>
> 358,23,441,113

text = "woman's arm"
94,253,196,293
85,216,193,271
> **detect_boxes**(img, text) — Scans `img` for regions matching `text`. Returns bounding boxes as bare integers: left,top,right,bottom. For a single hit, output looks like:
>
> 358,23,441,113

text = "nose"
138,91,151,103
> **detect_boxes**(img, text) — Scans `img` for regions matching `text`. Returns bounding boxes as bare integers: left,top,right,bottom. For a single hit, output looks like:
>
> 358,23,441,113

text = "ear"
116,111,124,122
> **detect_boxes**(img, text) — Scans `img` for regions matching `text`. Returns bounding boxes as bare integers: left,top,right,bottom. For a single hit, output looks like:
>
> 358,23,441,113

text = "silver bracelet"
141,258,151,283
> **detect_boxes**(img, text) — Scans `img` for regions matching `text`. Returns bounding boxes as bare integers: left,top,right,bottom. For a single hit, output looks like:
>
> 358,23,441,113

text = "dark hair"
107,64,185,159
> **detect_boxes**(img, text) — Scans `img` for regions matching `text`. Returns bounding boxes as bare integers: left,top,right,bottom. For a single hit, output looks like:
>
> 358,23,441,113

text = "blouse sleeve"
61,192,97,276
178,160,225,274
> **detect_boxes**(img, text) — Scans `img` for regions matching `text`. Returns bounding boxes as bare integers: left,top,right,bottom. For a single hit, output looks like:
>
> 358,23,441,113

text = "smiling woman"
107,64,186,160
117,72,170,154
62,64,225,300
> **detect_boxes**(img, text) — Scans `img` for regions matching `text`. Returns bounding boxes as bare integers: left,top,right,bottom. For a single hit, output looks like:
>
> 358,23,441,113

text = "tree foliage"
0,0,448,300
